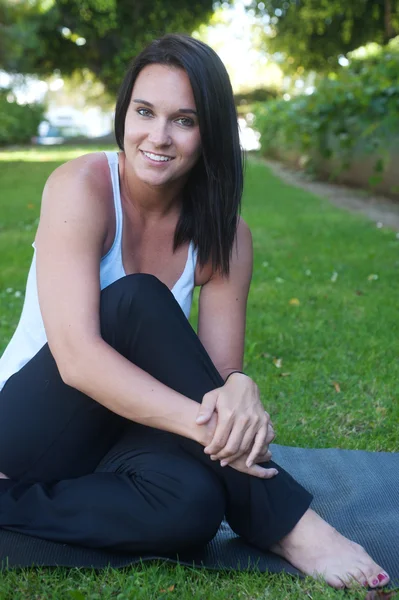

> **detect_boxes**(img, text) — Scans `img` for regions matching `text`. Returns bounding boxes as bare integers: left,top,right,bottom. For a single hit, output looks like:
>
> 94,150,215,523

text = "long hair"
114,34,244,276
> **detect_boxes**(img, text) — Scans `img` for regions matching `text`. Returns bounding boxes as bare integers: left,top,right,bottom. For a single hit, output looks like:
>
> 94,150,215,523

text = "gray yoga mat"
1,445,398,586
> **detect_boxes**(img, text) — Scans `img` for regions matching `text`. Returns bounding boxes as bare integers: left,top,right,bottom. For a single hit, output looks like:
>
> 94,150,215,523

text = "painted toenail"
377,573,388,582
372,579,379,586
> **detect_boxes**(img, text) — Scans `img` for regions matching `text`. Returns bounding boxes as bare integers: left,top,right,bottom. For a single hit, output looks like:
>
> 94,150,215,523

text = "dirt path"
259,158,399,232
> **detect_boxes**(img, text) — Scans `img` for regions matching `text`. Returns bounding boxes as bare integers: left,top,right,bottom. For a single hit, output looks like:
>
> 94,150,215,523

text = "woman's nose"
147,120,172,147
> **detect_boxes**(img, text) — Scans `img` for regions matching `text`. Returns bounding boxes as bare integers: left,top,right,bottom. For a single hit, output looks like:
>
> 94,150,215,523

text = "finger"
211,435,245,461
218,443,271,467
249,465,278,479
232,447,272,466
216,427,256,464
204,416,234,455
214,410,269,462
215,415,268,465
263,449,273,462
196,391,218,424
248,424,269,465
246,427,268,468
255,449,272,464
265,423,276,445
211,419,253,461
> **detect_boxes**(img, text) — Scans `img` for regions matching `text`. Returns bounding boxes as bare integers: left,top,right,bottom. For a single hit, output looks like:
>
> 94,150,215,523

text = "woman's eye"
176,117,194,127
137,108,152,117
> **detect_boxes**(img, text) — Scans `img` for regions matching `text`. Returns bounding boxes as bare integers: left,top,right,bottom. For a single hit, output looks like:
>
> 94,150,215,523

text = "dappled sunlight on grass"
0,145,116,162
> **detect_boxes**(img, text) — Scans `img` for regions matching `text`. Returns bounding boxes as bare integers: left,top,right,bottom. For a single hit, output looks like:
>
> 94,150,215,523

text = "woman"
0,34,389,589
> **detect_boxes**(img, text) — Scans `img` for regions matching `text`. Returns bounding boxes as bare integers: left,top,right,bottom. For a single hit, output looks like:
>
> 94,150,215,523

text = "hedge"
253,38,399,188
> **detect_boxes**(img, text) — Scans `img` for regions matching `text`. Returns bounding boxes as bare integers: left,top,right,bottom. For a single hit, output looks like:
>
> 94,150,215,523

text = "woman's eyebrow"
133,99,197,115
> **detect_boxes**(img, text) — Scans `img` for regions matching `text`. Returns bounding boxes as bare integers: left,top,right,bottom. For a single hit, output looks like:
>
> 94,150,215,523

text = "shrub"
0,90,44,146
253,38,399,181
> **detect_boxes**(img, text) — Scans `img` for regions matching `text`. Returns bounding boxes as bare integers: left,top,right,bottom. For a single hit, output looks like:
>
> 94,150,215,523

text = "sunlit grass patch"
0,145,116,162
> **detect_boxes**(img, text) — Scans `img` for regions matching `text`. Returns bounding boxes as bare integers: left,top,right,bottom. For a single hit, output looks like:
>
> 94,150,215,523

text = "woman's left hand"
196,372,275,468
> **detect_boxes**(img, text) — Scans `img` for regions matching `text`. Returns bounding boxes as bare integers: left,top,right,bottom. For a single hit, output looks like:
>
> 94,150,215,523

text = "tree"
251,0,399,73
0,0,44,73
0,0,216,95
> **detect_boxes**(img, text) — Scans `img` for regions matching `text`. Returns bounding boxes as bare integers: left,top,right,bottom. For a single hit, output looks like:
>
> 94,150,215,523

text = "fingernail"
220,460,227,467
246,460,253,468
378,573,388,582
264,469,278,478
372,579,379,586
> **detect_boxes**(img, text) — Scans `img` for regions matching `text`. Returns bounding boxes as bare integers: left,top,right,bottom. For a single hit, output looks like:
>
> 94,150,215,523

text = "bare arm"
195,220,276,478
35,154,212,445
197,217,253,379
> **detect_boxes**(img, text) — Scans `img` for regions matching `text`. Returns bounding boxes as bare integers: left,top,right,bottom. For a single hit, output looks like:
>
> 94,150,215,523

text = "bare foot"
271,509,390,589
0,473,9,479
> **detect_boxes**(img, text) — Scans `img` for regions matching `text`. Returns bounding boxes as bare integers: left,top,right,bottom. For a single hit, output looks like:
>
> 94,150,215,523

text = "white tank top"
0,150,198,392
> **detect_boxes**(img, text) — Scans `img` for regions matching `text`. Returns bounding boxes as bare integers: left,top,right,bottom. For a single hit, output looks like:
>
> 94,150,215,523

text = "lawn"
0,146,398,599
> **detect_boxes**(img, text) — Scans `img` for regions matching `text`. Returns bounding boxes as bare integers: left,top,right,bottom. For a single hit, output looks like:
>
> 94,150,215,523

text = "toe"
347,568,368,588
361,561,389,588
338,569,367,589
325,574,346,589
376,571,390,587
363,567,390,588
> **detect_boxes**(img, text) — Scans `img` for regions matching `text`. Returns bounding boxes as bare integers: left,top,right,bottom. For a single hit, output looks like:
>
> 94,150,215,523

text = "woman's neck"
119,152,184,222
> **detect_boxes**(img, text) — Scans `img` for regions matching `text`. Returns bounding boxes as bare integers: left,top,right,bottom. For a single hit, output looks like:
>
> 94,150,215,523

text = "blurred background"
1,0,398,195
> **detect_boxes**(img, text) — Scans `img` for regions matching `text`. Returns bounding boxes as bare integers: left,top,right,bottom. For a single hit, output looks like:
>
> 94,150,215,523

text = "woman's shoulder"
39,152,115,249
236,216,252,242
45,151,111,195
195,217,252,286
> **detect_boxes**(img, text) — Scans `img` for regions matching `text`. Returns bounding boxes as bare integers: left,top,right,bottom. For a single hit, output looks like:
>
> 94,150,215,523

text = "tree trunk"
384,0,395,42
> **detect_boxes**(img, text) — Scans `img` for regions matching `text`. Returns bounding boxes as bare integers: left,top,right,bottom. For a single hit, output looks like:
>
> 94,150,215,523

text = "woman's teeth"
143,151,172,162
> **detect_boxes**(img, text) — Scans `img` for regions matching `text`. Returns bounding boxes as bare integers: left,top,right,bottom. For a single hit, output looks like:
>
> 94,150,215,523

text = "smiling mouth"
141,150,174,162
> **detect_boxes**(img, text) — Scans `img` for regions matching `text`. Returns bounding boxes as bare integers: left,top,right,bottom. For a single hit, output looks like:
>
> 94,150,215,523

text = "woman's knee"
99,274,172,340
101,273,169,312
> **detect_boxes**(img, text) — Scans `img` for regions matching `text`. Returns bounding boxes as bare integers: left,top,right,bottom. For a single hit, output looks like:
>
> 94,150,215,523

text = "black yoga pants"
0,274,312,554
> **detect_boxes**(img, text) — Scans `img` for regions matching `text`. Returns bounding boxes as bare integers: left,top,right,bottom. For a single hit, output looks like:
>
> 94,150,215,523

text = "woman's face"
124,64,202,189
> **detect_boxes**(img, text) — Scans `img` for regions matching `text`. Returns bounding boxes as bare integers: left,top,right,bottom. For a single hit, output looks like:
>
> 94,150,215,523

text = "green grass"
0,147,398,599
